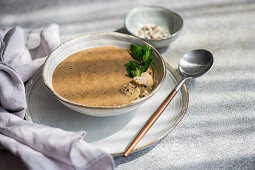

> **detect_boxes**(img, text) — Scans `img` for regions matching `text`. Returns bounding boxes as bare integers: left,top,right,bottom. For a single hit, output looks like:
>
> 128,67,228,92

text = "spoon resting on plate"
124,49,214,157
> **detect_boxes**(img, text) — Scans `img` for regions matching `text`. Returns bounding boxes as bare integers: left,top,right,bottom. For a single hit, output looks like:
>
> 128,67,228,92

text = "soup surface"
53,46,138,106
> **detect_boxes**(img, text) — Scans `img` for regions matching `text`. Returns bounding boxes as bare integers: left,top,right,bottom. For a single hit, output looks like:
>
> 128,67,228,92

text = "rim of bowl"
42,32,166,110
124,6,184,42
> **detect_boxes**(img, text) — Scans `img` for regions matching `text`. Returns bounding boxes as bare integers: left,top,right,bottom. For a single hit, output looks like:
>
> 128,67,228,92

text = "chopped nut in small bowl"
125,6,183,48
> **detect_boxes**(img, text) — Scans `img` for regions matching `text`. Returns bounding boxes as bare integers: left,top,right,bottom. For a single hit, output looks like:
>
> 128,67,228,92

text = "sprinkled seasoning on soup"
52,46,154,106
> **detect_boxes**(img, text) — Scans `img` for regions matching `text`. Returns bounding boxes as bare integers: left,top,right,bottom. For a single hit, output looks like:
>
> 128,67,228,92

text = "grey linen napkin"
0,25,114,170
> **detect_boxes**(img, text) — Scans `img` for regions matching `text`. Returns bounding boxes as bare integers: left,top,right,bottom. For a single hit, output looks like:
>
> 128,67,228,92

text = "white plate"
25,64,189,155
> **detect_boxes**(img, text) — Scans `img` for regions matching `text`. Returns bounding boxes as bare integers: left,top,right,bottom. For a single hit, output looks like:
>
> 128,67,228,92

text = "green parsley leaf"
143,48,152,62
140,58,153,73
125,61,140,69
130,44,142,61
143,45,152,54
131,67,140,77
126,67,133,77
124,44,153,78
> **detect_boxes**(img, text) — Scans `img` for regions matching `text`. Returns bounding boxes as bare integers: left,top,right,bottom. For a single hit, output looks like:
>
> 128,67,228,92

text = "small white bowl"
43,32,166,117
125,6,183,48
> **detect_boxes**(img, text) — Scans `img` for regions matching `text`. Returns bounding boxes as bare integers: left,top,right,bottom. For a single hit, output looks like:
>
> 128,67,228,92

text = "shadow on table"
115,27,129,35
179,155,255,170
114,136,166,167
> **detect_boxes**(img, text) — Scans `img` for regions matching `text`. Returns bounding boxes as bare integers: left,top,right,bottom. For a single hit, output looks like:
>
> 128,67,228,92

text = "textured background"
1,0,255,169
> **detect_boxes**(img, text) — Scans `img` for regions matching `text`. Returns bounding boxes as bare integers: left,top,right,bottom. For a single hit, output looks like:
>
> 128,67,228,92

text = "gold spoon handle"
124,89,178,157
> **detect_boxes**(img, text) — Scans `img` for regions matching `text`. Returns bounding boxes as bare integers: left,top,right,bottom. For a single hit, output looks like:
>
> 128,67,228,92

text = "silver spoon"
176,49,214,91
124,49,214,157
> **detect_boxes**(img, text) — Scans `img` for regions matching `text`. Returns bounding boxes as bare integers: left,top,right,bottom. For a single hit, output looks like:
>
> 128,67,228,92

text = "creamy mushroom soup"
52,46,153,106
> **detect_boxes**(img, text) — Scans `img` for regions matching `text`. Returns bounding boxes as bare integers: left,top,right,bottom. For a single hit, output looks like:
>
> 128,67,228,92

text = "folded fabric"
0,25,114,170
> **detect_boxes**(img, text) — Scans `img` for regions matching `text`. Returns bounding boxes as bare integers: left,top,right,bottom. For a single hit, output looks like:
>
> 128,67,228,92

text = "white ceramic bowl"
125,6,183,48
43,32,166,117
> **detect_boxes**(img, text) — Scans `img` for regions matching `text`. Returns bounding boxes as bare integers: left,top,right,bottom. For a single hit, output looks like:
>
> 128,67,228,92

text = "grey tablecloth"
1,0,255,169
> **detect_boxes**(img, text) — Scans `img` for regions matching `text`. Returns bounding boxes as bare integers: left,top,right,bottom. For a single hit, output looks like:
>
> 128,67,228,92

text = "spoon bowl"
178,49,214,78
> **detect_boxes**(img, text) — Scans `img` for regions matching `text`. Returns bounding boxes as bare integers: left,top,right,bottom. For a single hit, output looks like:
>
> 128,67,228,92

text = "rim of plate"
42,32,166,110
